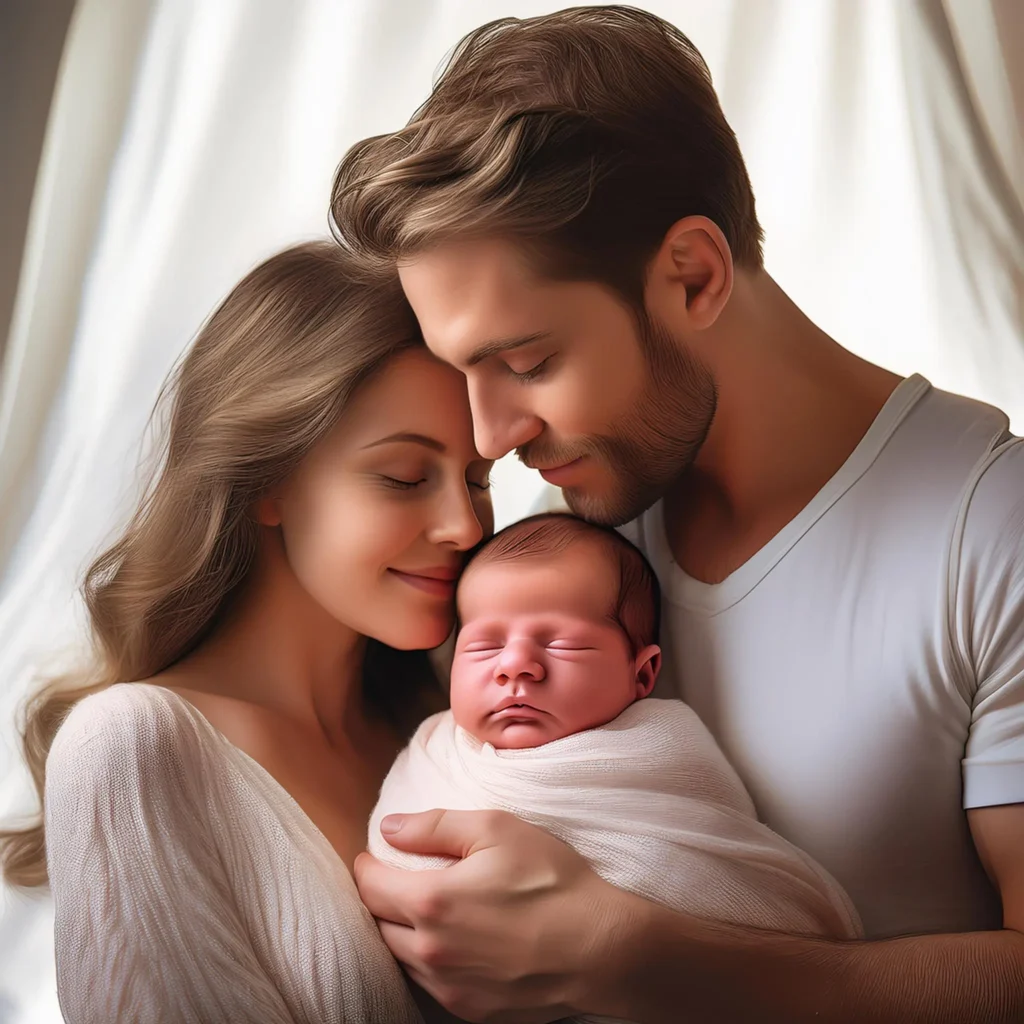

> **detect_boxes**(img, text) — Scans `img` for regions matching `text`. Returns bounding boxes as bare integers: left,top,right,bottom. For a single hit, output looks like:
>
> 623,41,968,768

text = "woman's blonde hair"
0,240,439,888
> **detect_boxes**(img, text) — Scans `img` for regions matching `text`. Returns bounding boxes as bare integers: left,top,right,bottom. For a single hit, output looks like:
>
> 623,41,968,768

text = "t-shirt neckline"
648,373,932,614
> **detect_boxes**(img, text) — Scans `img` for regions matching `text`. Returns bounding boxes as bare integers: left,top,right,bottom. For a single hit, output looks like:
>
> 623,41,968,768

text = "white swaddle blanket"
370,698,862,1023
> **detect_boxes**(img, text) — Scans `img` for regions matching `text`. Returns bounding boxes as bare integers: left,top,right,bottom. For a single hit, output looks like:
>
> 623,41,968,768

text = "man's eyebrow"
360,432,446,452
465,331,551,367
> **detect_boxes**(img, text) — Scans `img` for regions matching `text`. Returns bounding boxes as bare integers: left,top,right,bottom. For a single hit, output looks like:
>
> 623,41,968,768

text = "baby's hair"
459,512,660,655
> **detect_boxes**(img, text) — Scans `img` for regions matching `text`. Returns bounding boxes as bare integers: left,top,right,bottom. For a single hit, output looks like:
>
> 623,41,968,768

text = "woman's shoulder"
48,683,209,783
69,680,314,794
44,685,236,878
58,681,198,734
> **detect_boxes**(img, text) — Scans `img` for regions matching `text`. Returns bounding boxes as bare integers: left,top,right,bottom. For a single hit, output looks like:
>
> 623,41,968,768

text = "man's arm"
594,803,1024,1024
358,805,1024,1024
595,436,1024,1024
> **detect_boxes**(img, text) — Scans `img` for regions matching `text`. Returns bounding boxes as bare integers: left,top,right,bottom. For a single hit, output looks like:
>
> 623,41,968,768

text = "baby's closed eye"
461,641,503,654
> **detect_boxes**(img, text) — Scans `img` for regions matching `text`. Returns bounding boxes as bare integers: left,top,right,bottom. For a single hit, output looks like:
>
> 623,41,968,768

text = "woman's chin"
374,611,454,652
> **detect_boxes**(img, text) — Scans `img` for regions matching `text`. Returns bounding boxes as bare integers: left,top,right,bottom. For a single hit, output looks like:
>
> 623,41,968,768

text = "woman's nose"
494,640,545,684
426,482,485,551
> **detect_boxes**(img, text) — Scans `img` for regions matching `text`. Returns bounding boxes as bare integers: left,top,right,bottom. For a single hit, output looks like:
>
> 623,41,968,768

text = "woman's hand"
354,809,638,1023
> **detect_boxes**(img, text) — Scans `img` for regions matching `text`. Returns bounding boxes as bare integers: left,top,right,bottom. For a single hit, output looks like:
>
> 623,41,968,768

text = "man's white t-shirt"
619,375,1024,940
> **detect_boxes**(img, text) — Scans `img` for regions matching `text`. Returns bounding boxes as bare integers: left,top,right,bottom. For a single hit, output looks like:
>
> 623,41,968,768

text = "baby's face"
450,542,653,749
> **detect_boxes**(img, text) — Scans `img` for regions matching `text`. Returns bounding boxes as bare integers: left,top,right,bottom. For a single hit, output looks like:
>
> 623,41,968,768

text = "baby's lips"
489,700,547,717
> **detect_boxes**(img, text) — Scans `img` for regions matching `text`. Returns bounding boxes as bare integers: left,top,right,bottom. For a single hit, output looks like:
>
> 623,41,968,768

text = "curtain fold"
0,0,155,585
944,0,1024,212
893,0,1024,420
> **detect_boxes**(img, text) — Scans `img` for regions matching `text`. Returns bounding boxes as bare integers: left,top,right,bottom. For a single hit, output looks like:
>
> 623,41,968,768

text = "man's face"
399,237,717,526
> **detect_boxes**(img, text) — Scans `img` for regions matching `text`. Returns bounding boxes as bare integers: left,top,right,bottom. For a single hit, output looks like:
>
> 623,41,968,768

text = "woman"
0,241,493,1022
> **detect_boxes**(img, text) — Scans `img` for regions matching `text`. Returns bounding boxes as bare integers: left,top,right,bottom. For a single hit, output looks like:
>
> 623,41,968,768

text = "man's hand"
354,808,631,1024
356,805,1024,1024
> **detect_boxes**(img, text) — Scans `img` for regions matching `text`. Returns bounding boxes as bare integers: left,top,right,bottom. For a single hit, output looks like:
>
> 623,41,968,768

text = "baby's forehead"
457,543,619,619
467,533,616,576
458,608,610,634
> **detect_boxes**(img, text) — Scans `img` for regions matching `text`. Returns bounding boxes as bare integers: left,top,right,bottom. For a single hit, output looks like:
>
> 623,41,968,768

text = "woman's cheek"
336,490,419,563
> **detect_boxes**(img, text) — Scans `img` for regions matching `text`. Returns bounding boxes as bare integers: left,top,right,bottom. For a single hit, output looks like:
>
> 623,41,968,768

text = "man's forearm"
589,897,1024,1024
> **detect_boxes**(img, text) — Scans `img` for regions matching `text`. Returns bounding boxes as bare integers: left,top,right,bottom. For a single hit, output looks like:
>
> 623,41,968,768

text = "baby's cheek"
448,657,487,731
565,671,631,727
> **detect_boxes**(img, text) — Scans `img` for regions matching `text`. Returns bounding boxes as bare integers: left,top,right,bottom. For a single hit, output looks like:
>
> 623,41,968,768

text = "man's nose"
468,382,542,461
494,640,545,684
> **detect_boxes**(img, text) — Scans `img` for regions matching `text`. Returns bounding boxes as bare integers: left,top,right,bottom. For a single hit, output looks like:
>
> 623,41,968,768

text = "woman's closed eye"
380,475,426,490
379,469,490,492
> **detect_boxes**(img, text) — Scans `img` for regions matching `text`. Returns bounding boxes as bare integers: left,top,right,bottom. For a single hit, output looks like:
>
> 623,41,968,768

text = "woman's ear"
254,495,283,527
633,644,662,699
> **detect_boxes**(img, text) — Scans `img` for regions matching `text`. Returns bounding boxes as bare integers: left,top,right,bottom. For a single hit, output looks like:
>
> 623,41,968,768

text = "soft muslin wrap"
370,698,862,1023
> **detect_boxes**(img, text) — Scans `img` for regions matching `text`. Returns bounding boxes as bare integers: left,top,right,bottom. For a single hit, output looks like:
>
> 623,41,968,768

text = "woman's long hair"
0,241,441,888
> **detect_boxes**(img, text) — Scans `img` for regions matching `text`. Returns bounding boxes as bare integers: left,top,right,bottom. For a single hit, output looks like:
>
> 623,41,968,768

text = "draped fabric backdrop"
1,1,1022,1020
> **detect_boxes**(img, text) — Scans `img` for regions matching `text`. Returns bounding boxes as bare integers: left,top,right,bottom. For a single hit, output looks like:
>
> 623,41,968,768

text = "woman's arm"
45,686,296,1024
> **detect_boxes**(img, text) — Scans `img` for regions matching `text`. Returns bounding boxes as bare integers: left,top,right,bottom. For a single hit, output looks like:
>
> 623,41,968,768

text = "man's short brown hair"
331,5,763,309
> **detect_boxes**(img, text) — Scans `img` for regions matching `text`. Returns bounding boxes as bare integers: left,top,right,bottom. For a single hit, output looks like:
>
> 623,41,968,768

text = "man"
332,7,1024,1022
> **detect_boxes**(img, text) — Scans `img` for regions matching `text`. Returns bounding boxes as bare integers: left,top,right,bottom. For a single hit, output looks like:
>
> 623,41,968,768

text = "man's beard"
519,309,717,527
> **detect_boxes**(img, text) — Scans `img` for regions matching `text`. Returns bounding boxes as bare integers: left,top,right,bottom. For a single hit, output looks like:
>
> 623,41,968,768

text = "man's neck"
664,273,902,584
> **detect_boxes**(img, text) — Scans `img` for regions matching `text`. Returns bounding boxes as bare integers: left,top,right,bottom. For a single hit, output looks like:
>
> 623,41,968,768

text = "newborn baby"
448,510,662,750
370,515,862,1023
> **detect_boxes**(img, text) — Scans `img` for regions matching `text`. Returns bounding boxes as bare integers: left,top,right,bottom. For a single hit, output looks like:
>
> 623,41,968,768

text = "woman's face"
274,347,494,650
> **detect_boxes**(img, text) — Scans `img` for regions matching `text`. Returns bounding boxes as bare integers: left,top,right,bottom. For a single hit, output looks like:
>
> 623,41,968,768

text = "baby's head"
450,513,661,749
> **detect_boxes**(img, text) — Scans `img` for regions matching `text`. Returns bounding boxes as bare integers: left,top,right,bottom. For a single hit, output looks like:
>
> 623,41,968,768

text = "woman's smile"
388,565,460,598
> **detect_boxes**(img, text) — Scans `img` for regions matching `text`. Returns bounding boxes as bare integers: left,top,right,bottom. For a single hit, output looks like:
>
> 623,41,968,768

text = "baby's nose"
494,640,545,684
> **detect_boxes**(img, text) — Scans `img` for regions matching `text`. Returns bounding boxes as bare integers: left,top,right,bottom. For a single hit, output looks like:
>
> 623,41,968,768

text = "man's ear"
645,215,733,331
633,644,661,699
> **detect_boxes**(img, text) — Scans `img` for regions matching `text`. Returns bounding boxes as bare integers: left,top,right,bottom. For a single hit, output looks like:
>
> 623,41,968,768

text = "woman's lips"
388,568,456,598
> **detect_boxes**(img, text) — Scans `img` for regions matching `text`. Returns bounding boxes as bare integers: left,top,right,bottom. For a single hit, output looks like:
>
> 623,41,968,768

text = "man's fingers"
376,917,419,965
353,851,456,926
378,807,512,857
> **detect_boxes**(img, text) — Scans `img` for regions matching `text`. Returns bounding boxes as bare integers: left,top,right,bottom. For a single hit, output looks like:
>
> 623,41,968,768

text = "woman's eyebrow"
361,432,446,452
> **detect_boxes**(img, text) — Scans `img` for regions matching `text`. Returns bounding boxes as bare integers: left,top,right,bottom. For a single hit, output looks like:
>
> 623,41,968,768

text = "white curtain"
1,1,1021,1020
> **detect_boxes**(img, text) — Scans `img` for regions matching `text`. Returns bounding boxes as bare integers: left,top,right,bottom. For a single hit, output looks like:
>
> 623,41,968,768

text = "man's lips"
532,456,584,486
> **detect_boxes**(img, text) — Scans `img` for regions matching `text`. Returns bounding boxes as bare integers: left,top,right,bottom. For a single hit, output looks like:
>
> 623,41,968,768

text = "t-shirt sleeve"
44,685,296,1023
956,438,1024,809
